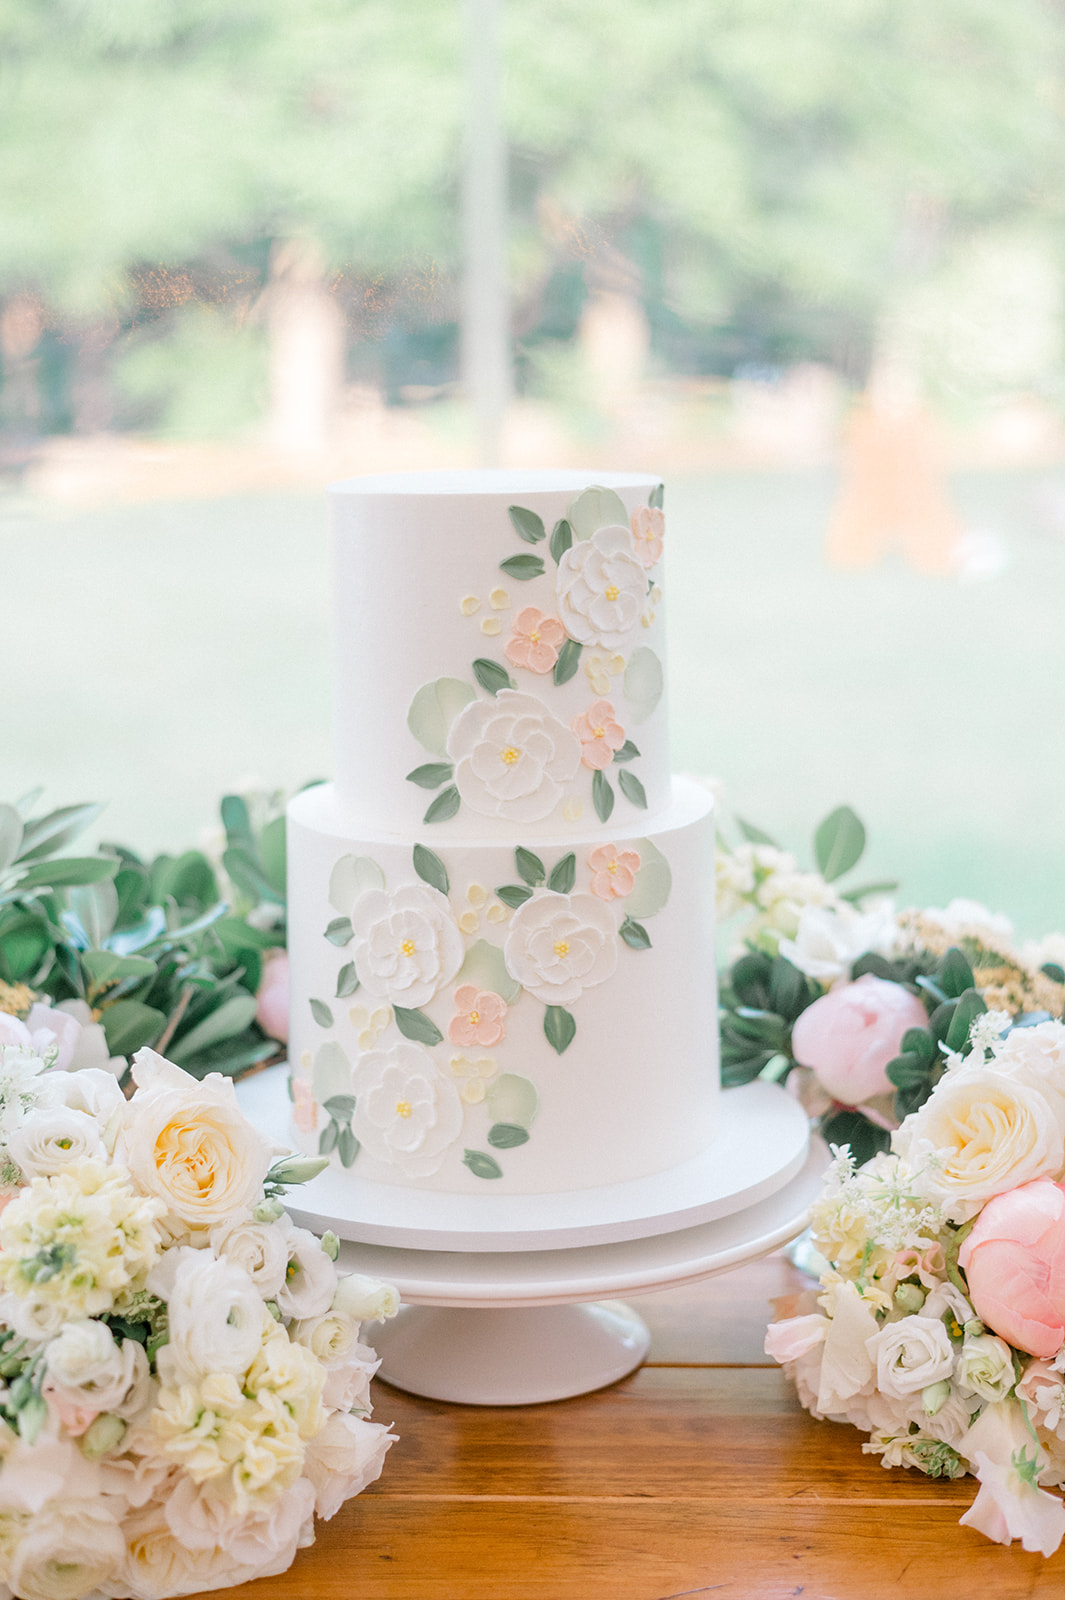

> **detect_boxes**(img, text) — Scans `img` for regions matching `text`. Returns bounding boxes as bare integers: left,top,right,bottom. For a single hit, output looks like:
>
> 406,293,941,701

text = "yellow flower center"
501,746,521,765
593,725,605,739
607,859,618,874
401,939,416,956
530,629,541,643
395,1100,412,1118
605,584,619,601
468,1010,480,1025
554,940,570,957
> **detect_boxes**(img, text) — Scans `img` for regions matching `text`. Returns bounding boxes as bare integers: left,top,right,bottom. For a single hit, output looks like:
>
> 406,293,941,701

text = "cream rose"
350,1041,464,1179
123,1049,281,1227
866,1314,956,1399
7,1106,108,1180
446,690,581,824
347,883,464,1009
958,1334,1016,1403
504,890,618,1006
555,524,646,649
149,1247,269,1386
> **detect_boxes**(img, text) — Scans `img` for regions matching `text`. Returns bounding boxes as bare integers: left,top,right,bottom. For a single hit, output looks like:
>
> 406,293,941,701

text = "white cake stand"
237,1069,827,1404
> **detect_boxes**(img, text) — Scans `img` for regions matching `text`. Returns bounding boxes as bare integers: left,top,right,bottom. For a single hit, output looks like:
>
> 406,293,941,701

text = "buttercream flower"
630,505,664,568
150,1247,269,1386
958,1179,1065,1358
866,1313,956,1398
447,985,507,1048
571,698,626,771
587,843,640,900
447,690,581,823
255,948,289,1044
791,974,928,1106
504,890,618,1006
504,606,566,674
347,883,464,1010
584,651,626,698
555,525,646,650
447,1053,498,1103
123,1049,281,1228
778,903,900,987
350,1041,464,1178
292,1076,317,1133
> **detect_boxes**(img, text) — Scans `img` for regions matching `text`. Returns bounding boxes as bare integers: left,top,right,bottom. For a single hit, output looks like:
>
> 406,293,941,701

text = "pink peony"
587,844,640,900
447,985,507,1048
630,506,664,568
571,699,626,771
504,607,566,675
256,949,290,1043
959,1179,1065,1358
790,973,928,1106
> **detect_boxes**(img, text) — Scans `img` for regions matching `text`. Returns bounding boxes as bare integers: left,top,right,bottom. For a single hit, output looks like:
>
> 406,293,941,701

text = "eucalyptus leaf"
463,1149,503,1180
335,962,360,998
81,950,156,987
592,769,614,822
456,939,522,1005
547,853,576,893
407,677,477,757
109,905,168,956
328,854,385,913
324,917,354,947
488,1123,530,1149
617,769,647,809
622,647,663,724
310,998,334,1028
405,763,454,790
423,785,461,824
472,658,516,695
211,916,279,957
17,802,104,862
567,485,629,538
886,1051,930,1090
154,850,219,910
393,1006,444,1046
1041,962,1065,984
496,884,533,909
649,483,665,510
169,994,259,1064
938,946,975,1000
813,805,866,883
544,1005,576,1054
819,1108,891,1166
220,794,254,851
736,817,780,848
413,844,449,896
508,505,546,543
259,816,287,897
553,637,582,685
100,999,165,1056
945,987,988,1053
625,839,672,918
549,518,573,563
222,846,282,905
69,878,119,949
180,1033,276,1080
515,847,546,887
17,856,119,891
499,553,545,581
0,912,53,983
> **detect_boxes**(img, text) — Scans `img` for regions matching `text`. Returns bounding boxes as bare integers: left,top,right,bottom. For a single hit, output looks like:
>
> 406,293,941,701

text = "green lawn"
6,468,1064,936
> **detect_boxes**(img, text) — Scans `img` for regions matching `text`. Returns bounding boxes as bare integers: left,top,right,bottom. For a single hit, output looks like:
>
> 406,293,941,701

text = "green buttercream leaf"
406,762,454,790
318,1121,339,1155
567,485,629,539
649,483,665,510
626,838,672,918
544,1005,576,1054
335,962,360,998
515,847,546,886
813,805,866,882
323,1094,356,1122
488,1123,530,1149
394,1006,444,1046
463,1149,503,1180
328,854,385,913
457,939,522,1005
312,1041,350,1104
617,769,648,809
496,884,534,909
508,505,546,543
486,1073,540,1127
547,853,576,893
337,1127,360,1167
549,518,573,563
472,658,515,695
623,647,664,724
324,917,354,947
499,553,545,581
592,769,614,822
613,739,640,763
413,844,450,896
553,637,582,685
407,677,477,756
310,998,334,1028
423,786,461,824
619,915,652,951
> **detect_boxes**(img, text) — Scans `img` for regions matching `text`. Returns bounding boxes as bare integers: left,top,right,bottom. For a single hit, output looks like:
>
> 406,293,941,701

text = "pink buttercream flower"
571,699,626,771
587,844,641,900
448,985,507,1048
292,1076,317,1133
504,607,566,674
790,973,928,1106
959,1179,1065,1358
631,506,664,568
255,948,289,1044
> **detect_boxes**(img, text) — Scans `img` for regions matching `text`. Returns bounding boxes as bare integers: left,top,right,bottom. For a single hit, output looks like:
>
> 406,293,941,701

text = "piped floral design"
587,844,641,900
572,699,626,771
504,606,566,674
630,506,664,568
448,985,507,1048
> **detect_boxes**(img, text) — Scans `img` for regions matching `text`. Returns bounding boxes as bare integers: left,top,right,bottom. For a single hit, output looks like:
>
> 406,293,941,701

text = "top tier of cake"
329,469,669,840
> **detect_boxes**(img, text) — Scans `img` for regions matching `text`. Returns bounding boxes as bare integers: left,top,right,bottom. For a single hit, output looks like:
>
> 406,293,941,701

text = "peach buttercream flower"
631,505,664,568
571,699,626,771
292,1076,317,1133
447,985,507,1048
958,1179,1065,1358
587,844,640,900
504,606,566,674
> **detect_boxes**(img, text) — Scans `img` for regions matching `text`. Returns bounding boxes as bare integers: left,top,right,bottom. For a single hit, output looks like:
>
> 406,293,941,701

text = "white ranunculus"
7,1106,107,1179
446,690,581,823
150,1247,268,1386
209,1212,289,1299
504,890,618,1006
8,1496,124,1600
959,1334,1017,1403
555,524,646,650
866,1314,956,1399
332,1272,400,1323
275,1220,338,1320
347,883,465,1009
303,1411,396,1520
43,1319,142,1414
49,1065,125,1125
959,1399,1065,1555
893,1066,1065,1222
351,1041,464,1179
778,902,900,986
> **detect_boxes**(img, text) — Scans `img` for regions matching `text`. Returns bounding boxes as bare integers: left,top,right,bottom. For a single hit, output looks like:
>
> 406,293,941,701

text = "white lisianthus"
320,1345,381,1414
555,524,646,650
332,1272,400,1323
866,1314,956,1399
504,890,618,1006
302,1411,396,1520
49,1065,125,1126
778,902,900,986
7,1106,107,1180
7,1495,125,1600
958,1334,1017,1403
164,1473,316,1567
209,1213,289,1299
446,690,581,824
346,883,465,1009
350,1041,464,1179
43,1319,143,1415
150,1247,269,1386
275,1222,338,1321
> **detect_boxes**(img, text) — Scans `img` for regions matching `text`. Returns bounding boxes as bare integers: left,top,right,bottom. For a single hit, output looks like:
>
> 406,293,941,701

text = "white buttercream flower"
209,1212,289,1299
150,1247,268,1386
446,690,581,823
302,1411,396,1520
7,1105,107,1179
350,1041,463,1179
866,1314,956,1399
347,883,464,1009
504,890,618,1006
275,1219,338,1320
555,524,645,649
779,902,900,986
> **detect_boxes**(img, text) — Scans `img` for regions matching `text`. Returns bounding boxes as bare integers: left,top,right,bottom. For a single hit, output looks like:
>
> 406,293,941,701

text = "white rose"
555,524,645,649
275,1220,338,1320
866,1314,956,1399
332,1272,400,1323
7,1106,107,1179
991,1021,1065,1125
150,1247,268,1386
446,690,581,823
894,1067,1065,1222
778,902,900,986
8,1497,124,1600
959,1334,1017,1403
122,1049,282,1226
351,1041,463,1179
292,1309,361,1367
347,883,464,1008
44,1319,142,1413
209,1212,289,1299
302,1411,396,1520
504,890,618,1006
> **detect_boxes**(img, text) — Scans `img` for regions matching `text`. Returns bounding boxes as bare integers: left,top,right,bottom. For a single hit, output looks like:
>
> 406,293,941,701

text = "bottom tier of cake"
285,778,719,1196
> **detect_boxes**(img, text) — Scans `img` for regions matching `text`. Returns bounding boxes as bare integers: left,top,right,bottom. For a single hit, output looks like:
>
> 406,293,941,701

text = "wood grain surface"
195,1252,1065,1600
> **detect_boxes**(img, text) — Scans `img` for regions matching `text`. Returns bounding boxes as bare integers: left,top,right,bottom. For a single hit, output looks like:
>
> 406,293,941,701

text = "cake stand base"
373,1301,651,1405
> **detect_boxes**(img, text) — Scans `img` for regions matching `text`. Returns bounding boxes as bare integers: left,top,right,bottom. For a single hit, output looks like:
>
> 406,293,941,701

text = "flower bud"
332,1272,400,1322
894,1283,926,1314
16,1393,48,1446
922,1380,952,1416
321,1230,340,1262
266,1155,330,1187
80,1413,127,1459
253,1197,286,1224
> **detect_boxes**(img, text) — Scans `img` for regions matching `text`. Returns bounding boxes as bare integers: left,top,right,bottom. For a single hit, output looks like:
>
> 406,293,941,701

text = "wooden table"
206,1252,1065,1600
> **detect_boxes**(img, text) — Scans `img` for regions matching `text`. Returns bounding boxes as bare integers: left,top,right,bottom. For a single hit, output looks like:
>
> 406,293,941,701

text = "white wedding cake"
286,470,719,1196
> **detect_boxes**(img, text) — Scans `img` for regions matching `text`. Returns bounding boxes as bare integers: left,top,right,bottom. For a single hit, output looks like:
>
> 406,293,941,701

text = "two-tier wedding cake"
286,470,719,1196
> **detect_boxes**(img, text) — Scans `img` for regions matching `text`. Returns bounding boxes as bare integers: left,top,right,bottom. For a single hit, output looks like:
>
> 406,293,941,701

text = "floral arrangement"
0,1036,397,1598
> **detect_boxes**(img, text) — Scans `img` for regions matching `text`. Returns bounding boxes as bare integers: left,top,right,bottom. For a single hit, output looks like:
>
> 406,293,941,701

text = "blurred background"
4,0,1064,933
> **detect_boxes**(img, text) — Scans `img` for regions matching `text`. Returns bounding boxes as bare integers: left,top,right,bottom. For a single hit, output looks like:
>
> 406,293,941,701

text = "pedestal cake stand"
238,1068,827,1404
